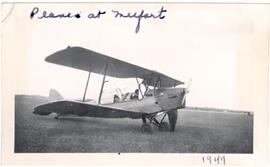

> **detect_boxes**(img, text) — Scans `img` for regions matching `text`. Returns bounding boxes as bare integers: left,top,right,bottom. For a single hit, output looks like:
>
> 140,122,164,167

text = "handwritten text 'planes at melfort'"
29,7,167,33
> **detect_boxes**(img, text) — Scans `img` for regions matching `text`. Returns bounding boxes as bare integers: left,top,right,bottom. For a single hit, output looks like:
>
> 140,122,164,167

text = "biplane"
33,46,191,133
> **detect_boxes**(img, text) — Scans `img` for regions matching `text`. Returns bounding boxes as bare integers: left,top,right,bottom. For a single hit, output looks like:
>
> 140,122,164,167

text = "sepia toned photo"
1,2,269,165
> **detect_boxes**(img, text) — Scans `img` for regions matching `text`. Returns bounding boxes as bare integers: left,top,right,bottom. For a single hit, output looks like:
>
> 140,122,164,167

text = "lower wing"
34,100,143,119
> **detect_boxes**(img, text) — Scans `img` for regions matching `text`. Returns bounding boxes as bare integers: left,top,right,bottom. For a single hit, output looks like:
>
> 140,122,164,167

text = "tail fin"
49,89,63,100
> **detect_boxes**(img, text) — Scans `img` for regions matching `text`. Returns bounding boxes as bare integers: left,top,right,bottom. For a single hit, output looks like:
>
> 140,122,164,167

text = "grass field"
15,95,253,153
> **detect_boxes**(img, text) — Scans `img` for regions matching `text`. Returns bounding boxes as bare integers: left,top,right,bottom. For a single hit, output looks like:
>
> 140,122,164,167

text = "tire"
140,123,153,134
158,122,169,131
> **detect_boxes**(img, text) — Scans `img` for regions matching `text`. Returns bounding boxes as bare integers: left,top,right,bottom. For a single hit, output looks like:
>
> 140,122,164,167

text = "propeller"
181,78,192,105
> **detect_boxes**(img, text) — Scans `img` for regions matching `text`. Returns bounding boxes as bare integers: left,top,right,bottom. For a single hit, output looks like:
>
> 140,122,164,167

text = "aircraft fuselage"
106,87,185,114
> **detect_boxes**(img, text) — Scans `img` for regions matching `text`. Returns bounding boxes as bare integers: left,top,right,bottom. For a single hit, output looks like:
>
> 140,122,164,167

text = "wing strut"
98,61,108,104
82,70,91,102
136,77,144,99
154,75,161,88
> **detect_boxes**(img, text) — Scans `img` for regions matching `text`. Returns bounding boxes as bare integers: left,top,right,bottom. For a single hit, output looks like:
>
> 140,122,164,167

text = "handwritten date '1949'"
202,155,226,165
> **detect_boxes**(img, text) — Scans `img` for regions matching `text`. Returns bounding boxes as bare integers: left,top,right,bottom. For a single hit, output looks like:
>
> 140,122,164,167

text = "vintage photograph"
2,2,269,165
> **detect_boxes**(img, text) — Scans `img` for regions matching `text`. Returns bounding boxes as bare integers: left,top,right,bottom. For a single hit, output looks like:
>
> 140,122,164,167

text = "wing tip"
44,46,86,62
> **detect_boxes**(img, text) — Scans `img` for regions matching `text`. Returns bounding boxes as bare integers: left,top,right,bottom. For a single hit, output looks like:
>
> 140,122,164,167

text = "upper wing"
35,100,143,119
45,46,184,87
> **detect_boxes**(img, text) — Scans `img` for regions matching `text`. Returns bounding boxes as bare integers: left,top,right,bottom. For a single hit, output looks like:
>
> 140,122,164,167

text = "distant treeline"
185,106,253,115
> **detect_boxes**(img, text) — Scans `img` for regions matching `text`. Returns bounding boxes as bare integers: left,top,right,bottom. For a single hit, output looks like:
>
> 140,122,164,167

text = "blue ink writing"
30,7,81,19
88,10,106,18
111,6,167,33
29,6,167,33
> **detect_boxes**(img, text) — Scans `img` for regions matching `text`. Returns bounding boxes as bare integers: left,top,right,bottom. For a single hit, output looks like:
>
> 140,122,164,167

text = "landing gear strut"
140,113,171,134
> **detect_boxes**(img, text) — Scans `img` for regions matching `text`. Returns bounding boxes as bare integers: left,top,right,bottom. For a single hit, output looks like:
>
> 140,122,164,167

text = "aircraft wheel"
140,123,153,134
158,122,169,131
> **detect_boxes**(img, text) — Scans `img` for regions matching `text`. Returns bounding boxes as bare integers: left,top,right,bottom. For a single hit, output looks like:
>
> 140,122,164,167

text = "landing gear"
140,110,178,133
140,112,172,133
140,123,153,134
158,122,169,131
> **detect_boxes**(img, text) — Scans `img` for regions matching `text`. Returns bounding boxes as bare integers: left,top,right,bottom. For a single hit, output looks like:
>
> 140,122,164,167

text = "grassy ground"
15,95,253,153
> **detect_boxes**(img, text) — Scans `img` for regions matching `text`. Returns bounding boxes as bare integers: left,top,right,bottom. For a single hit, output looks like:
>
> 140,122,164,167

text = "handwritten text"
30,7,167,33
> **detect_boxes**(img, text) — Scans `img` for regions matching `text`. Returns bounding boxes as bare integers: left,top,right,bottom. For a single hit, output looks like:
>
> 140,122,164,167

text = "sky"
2,3,269,111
